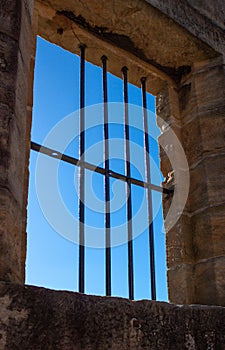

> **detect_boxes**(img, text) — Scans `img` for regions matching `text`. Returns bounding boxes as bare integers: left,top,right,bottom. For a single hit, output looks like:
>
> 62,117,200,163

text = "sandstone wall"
0,0,34,283
145,0,225,54
0,282,225,350
0,0,225,332
1,0,225,348
157,55,225,305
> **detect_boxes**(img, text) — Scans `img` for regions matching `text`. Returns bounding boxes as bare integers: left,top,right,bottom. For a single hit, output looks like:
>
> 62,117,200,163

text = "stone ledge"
0,282,225,349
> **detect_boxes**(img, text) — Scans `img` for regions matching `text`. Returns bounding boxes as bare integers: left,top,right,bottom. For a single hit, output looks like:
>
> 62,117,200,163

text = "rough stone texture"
34,0,219,96
0,282,225,350
145,0,225,55
1,0,225,323
158,54,225,305
0,0,34,283
186,0,225,31
1,0,225,348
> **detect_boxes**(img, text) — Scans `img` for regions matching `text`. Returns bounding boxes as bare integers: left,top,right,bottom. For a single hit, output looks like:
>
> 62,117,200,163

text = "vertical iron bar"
141,77,156,300
79,44,86,294
122,66,134,300
102,55,111,296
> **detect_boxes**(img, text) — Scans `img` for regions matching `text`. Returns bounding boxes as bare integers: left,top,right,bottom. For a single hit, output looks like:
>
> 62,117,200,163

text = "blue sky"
26,36,168,301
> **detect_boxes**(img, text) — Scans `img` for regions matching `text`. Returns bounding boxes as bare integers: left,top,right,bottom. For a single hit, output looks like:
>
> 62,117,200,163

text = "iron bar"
31,141,172,195
30,43,173,302
141,77,156,300
102,55,111,296
122,66,134,300
79,44,86,294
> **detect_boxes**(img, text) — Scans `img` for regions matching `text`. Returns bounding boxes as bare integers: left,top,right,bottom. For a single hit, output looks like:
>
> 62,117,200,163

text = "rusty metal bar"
122,66,134,300
79,44,86,294
102,55,111,296
31,141,172,196
141,77,156,300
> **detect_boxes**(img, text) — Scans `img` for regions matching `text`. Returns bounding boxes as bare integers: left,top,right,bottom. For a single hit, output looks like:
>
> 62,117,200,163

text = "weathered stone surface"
181,107,225,169
0,189,25,283
38,0,217,67
0,1,22,39
34,0,219,96
181,116,202,167
0,282,225,349
192,209,214,261
178,83,198,122
1,0,225,312
0,0,34,283
167,264,195,305
186,0,225,31
156,26,225,305
166,214,194,268
194,257,225,306
145,0,225,55
200,108,225,155
194,65,225,113
204,155,225,207
187,162,208,213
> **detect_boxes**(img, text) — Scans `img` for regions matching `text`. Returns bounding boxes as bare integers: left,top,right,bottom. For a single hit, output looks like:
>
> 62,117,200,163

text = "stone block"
188,162,209,213
205,155,225,206
192,204,225,261
7,127,28,207
215,256,225,306
187,154,225,214
0,0,32,285
0,188,25,283
0,82,15,108
166,214,194,268
0,32,19,91
180,107,225,193
194,65,225,112
192,209,214,261
14,53,30,123
0,0,21,39
0,101,29,209
146,0,225,54
0,103,17,181
167,264,195,304
200,109,225,154
19,0,34,71
194,257,225,306
210,205,225,257
179,81,198,122
181,116,203,167
186,0,225,31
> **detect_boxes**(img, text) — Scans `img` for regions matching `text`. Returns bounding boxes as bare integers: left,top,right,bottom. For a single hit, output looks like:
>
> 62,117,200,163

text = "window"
26,36,169,301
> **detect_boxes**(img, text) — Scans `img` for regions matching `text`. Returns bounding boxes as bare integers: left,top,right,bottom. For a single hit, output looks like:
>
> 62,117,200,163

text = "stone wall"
1,3,225,348
1,0,225,348
0,0,34,283
0,282,225,349
157,55,225,305
145,0,225,54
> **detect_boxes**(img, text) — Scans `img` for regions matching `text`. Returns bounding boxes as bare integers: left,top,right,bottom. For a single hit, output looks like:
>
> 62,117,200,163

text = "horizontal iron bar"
31,141,173,195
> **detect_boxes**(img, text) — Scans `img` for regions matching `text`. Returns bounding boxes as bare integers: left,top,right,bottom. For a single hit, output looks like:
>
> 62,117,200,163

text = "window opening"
27,37,171,300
